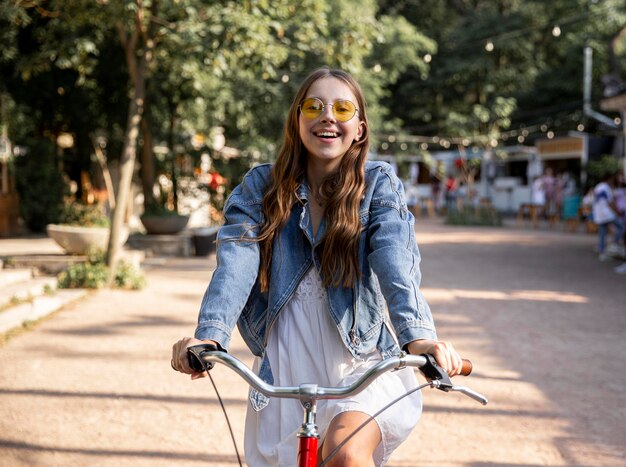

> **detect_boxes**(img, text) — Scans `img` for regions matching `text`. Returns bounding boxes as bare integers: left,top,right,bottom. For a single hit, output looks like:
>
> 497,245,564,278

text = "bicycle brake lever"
187,343,223,372
419,354,453,391
449,386,489,405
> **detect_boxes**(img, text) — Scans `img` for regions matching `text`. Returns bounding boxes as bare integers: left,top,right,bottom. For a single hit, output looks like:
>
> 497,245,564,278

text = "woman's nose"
320,103,336,122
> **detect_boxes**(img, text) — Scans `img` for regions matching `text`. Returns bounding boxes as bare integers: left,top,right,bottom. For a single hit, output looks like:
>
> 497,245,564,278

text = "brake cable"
205,370,243,467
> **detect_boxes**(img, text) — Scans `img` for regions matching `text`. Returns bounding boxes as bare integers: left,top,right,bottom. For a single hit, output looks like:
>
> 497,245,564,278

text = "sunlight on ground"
416,231,549,245
423,287,588,304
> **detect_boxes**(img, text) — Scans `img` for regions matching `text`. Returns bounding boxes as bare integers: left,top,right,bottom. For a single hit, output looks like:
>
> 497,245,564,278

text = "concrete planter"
140,214,190,235
46,224,129,255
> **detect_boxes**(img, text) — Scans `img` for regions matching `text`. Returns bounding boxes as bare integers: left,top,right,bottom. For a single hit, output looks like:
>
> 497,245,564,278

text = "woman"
171,67,463,466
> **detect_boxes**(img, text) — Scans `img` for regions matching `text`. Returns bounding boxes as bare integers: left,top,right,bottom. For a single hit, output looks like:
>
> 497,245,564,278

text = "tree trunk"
106,0,158,281
105,65,145,275
140,108,155,208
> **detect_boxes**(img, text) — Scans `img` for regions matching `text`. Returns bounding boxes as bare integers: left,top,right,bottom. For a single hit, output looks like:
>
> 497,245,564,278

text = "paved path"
1,220,625,466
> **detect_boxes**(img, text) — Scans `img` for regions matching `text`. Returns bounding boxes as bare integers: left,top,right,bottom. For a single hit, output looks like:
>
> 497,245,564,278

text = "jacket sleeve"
194,166,269,350
366,165,437,348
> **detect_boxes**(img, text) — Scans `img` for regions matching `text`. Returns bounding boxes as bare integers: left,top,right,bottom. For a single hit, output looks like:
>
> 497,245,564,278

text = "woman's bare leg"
320,411,381,467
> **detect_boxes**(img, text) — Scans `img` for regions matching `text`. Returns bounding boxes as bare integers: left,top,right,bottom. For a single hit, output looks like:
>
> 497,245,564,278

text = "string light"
376,103,619,154
447,2,614,55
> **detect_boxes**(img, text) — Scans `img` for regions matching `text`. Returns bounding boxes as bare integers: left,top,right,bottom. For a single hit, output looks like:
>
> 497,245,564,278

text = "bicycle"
187,343,488,467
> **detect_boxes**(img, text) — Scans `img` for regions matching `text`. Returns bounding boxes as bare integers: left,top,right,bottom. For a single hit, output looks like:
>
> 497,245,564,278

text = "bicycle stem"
297,383,321,439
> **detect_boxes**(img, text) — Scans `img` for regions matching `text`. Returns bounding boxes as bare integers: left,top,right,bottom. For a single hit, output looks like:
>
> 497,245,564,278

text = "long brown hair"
257,67,370,291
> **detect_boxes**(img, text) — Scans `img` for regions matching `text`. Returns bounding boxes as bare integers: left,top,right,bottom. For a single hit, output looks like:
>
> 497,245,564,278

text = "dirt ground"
1,218,625,466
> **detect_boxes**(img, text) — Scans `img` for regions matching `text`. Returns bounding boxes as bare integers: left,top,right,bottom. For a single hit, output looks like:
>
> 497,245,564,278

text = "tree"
2,0,433,284
381,0,626,149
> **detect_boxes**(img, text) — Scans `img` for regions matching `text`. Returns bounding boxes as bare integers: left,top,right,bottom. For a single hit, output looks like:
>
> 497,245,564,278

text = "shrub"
114,261,146,290
60,200,110,227
57,260,109,289
445,205,503,226
57,249,145,290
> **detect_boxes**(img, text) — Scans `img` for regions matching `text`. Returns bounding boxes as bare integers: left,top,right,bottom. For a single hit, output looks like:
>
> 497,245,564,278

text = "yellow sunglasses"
299,97,359,122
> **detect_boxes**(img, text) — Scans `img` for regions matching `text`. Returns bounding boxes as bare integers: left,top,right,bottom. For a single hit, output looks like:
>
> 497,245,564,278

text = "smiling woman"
172,67,465,467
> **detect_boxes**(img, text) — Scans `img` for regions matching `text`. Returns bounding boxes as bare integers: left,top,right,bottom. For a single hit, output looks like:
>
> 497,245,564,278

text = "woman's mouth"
314,131,339,139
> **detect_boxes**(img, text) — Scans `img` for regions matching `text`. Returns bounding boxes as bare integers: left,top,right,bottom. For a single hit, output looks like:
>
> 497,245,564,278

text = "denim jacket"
195,160,437,386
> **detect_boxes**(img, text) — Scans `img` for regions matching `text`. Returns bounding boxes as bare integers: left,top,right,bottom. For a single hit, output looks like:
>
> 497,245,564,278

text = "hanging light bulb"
552,25,561,37
485,41,494,52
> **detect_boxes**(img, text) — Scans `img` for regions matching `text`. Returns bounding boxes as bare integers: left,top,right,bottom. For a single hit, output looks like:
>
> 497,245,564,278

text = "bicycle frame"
187,344,487,467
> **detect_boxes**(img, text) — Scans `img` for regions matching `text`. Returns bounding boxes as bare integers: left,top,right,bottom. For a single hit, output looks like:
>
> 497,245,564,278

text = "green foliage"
13,139,67,232
383,0,626,146
445,205,502,227
57,249,145,290
587,155,623,186
60,201,109,227
3,0,626,209
57,259,109,289
142,187,182,216
114,261,146,290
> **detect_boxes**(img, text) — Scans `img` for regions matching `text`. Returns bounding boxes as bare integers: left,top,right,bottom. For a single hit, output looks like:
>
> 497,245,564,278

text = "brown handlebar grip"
461,359,473,376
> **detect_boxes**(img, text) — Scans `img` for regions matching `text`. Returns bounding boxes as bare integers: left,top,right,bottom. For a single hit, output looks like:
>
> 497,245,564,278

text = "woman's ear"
355,121,366,142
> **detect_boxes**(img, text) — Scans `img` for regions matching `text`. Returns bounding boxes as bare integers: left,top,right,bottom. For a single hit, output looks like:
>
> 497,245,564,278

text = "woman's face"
298,77,365,173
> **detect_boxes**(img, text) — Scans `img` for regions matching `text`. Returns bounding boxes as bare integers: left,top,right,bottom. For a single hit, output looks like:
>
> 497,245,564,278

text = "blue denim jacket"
195,161,437,384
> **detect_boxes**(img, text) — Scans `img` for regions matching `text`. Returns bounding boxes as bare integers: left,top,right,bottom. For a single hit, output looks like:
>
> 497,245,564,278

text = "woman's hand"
406,339,463,377
171,337,218,380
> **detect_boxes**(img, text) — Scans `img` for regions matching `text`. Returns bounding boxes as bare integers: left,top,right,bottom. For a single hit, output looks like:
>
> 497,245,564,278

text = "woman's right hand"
171,337,219,380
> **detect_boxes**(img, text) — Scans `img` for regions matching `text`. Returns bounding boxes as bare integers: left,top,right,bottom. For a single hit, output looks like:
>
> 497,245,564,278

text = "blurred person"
592,172,624,261
542,168,557,219
613,172,626,273
445,174,458,212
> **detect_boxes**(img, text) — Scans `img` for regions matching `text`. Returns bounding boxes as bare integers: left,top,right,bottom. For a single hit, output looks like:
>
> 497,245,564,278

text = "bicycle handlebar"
187,344,488,405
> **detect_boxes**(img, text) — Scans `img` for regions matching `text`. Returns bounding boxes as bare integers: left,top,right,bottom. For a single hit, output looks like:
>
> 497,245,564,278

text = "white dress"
244,267,423,466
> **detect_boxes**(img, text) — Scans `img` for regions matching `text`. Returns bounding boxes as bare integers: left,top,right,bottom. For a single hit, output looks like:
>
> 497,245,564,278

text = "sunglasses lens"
300,98,324,119
332,100,356,122
300,98,357,121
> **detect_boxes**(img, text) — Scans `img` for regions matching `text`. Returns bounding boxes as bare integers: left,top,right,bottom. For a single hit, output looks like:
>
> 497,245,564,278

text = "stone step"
0,289,87,335
0,276,58,310
0,268,33,288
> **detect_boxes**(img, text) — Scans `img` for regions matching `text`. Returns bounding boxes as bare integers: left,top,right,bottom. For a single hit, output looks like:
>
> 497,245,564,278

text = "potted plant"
47,199,129,255
139,201,189,235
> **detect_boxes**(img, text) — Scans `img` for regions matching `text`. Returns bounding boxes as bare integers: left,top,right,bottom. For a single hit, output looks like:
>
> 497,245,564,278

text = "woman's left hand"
406,339,463,377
